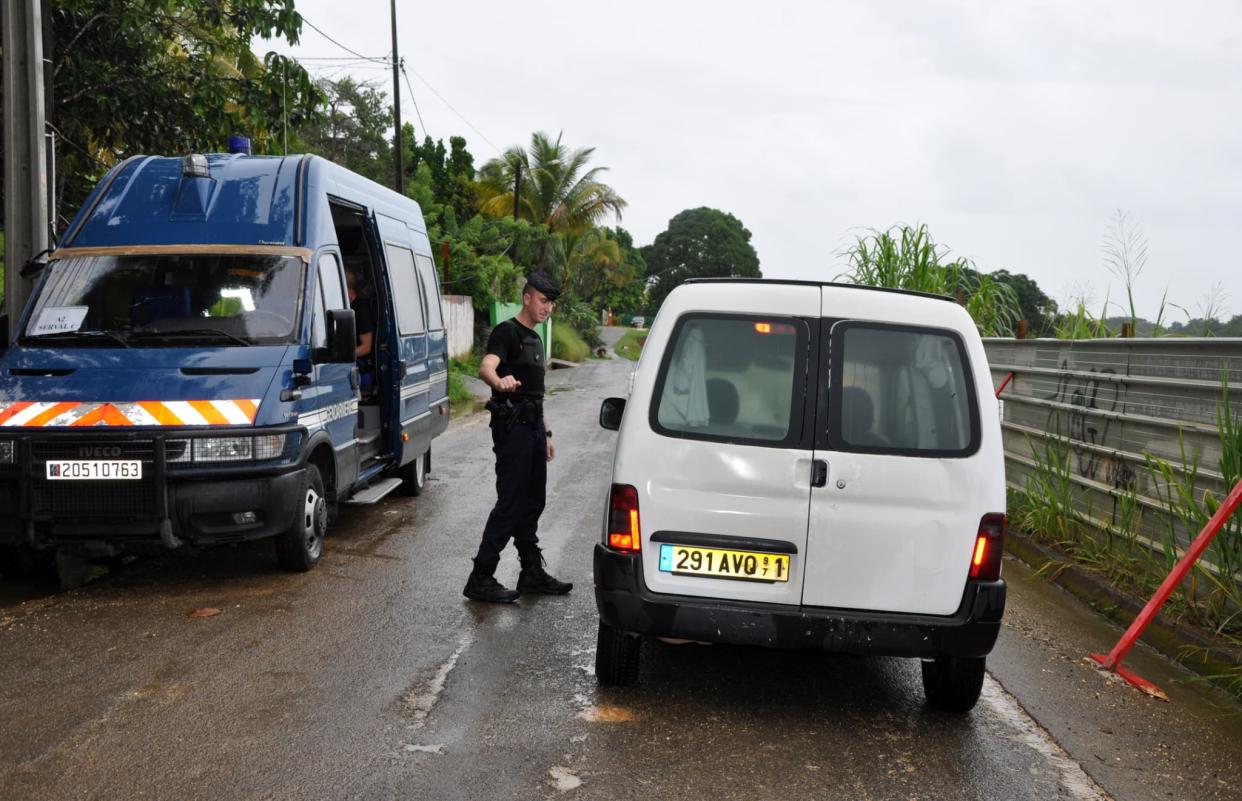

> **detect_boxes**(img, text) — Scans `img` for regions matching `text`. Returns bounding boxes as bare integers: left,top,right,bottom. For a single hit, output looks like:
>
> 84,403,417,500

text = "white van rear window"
653,316,805,444
830,323,978,455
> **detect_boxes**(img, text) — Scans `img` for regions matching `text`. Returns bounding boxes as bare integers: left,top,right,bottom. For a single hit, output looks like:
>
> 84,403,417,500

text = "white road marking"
402,743,445,755
548,766,582,792
980,676,1114,801
402,634,472,728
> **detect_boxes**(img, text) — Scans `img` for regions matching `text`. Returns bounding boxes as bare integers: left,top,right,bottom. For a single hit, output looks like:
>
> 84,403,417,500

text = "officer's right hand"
496,376,522,392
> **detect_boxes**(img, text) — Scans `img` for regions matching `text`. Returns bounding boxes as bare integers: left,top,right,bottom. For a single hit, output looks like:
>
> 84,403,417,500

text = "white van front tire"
921,655,986,712
596,620,641,686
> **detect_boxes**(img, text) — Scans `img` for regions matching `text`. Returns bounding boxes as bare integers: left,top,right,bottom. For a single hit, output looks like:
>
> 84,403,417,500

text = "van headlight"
0,440,14,464
171,434,288,463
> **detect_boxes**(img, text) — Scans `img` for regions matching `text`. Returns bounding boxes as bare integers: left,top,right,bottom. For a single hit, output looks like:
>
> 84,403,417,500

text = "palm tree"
477,131,627,234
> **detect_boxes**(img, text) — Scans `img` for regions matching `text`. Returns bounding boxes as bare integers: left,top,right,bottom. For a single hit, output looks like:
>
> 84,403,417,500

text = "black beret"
525,270,561,301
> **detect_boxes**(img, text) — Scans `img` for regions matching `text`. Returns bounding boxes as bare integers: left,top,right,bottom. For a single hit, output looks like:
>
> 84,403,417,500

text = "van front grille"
32,480,157,518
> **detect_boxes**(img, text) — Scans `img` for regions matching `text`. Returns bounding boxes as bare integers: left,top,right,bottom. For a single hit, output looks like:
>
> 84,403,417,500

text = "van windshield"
21,253,305,347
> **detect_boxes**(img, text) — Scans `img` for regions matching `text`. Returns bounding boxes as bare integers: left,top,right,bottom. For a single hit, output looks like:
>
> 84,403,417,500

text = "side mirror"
316,308,356,364
599,397,626,430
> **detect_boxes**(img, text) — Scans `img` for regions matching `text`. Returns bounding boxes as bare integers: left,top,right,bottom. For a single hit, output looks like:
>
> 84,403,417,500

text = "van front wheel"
399,448,429,496
596,620,641,686
921,655,986,712
276,464,327,572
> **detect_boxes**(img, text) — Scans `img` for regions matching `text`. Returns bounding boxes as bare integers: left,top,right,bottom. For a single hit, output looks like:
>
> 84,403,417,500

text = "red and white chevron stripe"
0,400,261,427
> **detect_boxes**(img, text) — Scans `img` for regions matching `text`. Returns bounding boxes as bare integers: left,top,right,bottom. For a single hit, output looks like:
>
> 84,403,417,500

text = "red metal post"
1089,477,1242,697
995,372,1015,398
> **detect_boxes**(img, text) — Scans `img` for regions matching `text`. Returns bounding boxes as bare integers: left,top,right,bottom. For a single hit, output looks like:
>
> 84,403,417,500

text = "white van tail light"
970,514,1005,581
608,484,641,553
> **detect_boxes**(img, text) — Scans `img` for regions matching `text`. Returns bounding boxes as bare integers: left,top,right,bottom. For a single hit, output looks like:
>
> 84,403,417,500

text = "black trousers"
472,418,547,575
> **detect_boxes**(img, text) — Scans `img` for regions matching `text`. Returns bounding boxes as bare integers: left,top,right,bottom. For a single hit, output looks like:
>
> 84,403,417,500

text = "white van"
594,279,1006,712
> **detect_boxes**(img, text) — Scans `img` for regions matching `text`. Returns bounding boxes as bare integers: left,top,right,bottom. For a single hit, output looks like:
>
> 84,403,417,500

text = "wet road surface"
2,352,1241,800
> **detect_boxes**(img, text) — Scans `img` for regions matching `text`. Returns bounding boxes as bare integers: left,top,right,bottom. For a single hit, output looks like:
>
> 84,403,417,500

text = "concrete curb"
1005,530,1242,693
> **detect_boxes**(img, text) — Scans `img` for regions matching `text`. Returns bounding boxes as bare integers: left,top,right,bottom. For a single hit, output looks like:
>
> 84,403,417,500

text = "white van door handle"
811,459,829,488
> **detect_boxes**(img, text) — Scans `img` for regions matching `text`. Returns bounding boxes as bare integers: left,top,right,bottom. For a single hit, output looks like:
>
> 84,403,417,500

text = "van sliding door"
375,214,430,463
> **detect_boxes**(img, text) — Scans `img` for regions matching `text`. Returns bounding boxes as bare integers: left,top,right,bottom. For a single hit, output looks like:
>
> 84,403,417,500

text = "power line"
399,61,429,142
301,16,389,64
402,63,503,155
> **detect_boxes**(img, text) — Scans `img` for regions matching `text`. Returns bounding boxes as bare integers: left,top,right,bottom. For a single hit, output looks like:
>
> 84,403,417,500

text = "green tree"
44,0,322,219
644,207,761,310
297,77,392,185
599,227,647,313
991,270,1058,336
477,131,626,234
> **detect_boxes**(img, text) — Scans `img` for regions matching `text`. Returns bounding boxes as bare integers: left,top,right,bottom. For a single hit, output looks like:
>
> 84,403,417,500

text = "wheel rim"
302,485,325,560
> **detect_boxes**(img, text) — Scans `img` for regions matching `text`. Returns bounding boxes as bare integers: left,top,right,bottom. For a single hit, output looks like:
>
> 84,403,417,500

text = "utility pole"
3,0,49,332
2,0,50,340
390,0,404,195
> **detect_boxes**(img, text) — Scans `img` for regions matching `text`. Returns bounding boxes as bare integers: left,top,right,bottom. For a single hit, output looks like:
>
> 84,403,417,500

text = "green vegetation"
1009,379,1242,695
30,1,319,218
644,208,761,312
840,224,1021,337
614,329,647,361
551,324,590,363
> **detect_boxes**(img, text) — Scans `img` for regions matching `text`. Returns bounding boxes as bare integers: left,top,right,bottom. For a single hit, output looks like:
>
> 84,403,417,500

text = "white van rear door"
801,311,988,616
625,283,819,606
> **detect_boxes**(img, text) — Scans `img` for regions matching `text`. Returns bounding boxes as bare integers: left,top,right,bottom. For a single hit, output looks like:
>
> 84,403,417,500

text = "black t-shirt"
352,296,376,343
486,318,545,400
351,297,376,370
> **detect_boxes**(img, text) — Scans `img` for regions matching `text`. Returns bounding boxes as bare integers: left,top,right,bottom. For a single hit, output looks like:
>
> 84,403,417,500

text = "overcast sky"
261,0,1242,319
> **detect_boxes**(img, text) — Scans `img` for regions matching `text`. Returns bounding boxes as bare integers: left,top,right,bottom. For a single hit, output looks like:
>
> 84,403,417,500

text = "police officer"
463,271,573,603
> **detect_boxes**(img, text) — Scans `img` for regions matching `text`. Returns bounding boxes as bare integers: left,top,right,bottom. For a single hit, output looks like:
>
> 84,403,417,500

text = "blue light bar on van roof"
182,154,209,179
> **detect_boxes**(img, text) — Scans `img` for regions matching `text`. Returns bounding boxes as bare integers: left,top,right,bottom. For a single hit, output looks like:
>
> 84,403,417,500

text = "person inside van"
345,266,376,387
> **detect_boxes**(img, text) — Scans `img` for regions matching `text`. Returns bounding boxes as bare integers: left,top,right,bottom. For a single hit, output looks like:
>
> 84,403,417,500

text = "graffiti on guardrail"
1044,360,1137,491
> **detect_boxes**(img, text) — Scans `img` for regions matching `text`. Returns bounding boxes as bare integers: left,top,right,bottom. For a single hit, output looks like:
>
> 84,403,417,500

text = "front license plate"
658,543,790,583
45,460,143,480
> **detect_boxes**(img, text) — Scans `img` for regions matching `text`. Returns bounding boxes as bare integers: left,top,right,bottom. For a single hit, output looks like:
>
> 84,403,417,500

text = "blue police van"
0,152,449,571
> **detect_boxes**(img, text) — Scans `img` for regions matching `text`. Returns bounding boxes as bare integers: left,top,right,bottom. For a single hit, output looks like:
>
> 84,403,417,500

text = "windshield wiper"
128,328,253,347
25,330,132,348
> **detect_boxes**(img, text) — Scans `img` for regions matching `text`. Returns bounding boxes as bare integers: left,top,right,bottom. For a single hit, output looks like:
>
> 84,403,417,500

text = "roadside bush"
551,323,590,362
554,295,603,348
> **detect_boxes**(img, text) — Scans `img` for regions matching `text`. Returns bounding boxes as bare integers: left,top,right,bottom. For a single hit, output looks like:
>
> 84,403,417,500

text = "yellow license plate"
658,544,790,583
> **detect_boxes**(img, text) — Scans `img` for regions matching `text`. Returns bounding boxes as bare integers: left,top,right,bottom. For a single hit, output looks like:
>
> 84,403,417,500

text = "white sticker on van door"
31,306,89,335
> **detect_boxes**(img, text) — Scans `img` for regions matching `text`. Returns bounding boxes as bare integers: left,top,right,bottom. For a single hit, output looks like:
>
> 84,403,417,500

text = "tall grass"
841,224,1021,336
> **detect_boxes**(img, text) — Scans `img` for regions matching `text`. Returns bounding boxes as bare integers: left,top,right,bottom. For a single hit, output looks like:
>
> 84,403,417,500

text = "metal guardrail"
983,337,1242,568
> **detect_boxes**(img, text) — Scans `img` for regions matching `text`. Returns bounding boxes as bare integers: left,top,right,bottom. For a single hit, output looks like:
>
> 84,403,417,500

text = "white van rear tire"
596,620,641,686
921,655,986,712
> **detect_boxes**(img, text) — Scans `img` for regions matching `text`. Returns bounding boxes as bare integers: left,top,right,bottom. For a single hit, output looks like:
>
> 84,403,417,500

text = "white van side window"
832,324,977,454
384,243,426,335
415,254,444,330
653,315,803,444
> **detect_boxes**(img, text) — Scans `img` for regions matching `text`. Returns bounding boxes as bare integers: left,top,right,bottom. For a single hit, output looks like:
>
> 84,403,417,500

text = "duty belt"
485,396,543,431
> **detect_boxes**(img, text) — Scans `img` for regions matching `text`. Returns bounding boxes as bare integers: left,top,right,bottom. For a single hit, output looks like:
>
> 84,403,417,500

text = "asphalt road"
2,345,1241,801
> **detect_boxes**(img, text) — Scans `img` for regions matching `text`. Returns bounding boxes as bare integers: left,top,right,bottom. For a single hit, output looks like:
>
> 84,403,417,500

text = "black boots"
463,555,572,602
517,553,573,595
463,569,520,604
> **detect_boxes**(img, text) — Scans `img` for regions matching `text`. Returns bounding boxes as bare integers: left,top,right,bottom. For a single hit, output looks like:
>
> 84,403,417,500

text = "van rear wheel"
921,655,986,712
596,620,641,686
276,464,327,572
